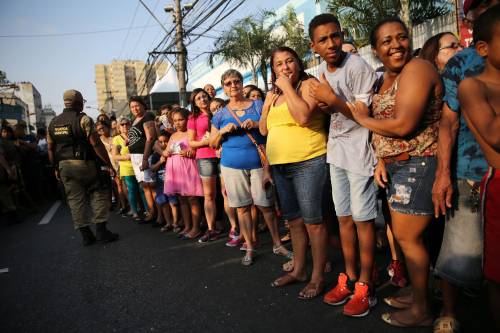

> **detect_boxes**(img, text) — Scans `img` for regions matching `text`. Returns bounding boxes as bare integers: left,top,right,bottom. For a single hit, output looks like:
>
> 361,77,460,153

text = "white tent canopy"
149,63,195,94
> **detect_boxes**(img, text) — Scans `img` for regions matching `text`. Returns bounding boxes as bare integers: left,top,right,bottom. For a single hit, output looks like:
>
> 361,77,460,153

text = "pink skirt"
164,154,203,197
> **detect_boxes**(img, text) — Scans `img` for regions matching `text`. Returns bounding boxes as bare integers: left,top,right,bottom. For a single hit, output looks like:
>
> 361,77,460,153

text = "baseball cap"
63,89,86,103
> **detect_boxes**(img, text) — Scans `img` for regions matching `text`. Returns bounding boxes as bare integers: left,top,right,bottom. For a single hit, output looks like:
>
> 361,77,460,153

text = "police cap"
63,89,86,104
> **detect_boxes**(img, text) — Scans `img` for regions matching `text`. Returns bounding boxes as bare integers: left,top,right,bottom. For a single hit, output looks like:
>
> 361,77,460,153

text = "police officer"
47,89,118,245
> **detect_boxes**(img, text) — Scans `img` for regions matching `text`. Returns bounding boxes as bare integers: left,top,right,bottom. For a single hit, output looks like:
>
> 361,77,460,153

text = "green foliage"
279,6,311,60
209,7,311,91
326,0,451,46
209,11,280,91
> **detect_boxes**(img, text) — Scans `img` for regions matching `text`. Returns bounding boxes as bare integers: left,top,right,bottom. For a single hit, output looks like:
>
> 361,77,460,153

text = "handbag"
225,106,269,168
226,104,281,217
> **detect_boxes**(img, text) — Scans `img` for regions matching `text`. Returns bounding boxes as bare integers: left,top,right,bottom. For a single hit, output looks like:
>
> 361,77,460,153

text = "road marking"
38,200,61,225
0,268,9,274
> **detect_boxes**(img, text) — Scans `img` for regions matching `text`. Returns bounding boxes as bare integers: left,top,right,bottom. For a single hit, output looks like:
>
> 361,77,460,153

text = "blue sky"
0,0,288,118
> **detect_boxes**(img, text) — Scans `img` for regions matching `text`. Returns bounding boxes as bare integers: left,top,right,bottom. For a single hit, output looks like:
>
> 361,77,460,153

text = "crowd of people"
0,121,57,223
1,1,499,331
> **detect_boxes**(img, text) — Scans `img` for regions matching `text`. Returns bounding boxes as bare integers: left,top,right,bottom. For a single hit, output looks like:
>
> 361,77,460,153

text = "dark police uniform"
48,90,117,244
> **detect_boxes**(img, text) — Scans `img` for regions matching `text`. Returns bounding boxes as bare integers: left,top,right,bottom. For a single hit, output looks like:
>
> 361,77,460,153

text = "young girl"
163,108,204,239
150,133,180,232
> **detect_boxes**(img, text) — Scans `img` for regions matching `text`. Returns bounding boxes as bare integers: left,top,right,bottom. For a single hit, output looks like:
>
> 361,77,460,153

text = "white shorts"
130,154,155,183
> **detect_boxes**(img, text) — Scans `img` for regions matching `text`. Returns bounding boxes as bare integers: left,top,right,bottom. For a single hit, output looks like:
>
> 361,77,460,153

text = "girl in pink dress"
163,108,203,239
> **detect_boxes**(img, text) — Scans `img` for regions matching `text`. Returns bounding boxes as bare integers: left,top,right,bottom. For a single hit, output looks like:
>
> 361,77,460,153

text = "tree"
326,0,452,46
209,11,280,92
279,6,311,61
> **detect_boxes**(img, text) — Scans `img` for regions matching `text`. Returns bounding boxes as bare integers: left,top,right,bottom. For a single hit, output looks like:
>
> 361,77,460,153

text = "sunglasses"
439,42,461,51
223,79,242,87
120,122,130,126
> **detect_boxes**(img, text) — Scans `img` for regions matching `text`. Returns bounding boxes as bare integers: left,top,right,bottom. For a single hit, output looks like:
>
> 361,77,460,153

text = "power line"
129,0,162,59
118,1,141,59
0,24,161,38
138,0,171,34
136,0,244,96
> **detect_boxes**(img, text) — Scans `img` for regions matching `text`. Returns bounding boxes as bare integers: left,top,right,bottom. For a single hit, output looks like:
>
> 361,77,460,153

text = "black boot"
79,226,96,246
95,223,119,243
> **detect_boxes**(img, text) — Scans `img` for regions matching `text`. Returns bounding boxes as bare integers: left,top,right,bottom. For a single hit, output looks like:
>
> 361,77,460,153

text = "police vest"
48,109,96,163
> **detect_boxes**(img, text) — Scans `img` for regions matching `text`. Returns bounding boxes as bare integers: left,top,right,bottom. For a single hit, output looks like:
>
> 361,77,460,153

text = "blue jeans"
271,155,327,224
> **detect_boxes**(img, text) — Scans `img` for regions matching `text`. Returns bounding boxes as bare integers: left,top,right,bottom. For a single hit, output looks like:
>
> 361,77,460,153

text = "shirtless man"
458,5,500,330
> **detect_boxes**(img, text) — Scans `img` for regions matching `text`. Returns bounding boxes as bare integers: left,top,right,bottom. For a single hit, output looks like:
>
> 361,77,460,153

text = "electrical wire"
118,1,141,59
129,0,161,59
0,24,160,38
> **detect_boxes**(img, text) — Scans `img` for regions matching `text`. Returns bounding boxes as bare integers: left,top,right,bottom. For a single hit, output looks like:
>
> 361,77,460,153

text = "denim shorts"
434,179,483,287
196,158,219,179
330,165,378,221
271,155,327,224
385,156,436,216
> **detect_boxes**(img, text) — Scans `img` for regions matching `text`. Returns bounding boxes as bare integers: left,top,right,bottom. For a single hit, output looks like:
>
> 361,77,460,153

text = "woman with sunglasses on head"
259,46,328,299
112,116,147,221
187,88,219,242
210,69,290,266
420,32,463,72
349,18,443,327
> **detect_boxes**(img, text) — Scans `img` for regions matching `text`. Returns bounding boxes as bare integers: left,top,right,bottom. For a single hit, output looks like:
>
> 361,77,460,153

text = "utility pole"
165,2,192,107
102,89,118,116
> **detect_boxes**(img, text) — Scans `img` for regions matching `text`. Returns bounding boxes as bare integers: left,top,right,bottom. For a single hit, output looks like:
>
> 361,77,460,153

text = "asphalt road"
0,201,495,333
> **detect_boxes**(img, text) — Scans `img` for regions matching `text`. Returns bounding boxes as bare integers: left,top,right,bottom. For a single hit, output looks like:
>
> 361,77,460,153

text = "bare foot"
298,280,325,300
271,273,306,288
381,309,433,327
282,259,332,273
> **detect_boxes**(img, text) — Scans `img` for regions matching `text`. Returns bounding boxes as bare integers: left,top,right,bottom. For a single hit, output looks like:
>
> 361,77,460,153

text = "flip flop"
298,281,325,300
381,312,433,327
182,232,201,240
383,296,412,309
271,273,306,288
272,245,293,259
434,316,460,333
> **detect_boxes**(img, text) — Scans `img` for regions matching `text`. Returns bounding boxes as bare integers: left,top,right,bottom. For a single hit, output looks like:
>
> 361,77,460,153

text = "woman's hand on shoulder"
308,74,334,106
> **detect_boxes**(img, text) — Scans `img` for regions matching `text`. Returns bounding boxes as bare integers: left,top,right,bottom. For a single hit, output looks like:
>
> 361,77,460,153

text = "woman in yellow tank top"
259,46,328,299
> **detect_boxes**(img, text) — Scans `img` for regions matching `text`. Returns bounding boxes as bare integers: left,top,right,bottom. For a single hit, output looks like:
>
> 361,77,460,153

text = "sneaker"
228,230,239,240
343,282,377,317
198,230,218,243
323,273,354,305
387,260,408,288
225,237,242,247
